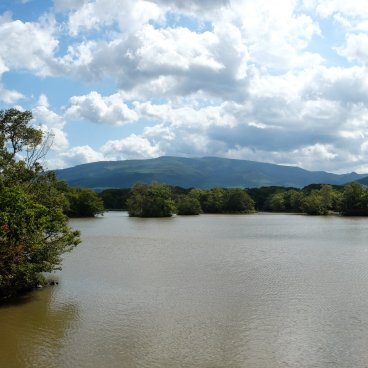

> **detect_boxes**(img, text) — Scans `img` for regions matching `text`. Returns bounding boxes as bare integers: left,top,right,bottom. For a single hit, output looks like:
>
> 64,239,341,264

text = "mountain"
54,156,366,190
356,176,368,186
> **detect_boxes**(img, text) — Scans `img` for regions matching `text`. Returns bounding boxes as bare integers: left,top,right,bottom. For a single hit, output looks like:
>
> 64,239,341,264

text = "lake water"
2,212,368,368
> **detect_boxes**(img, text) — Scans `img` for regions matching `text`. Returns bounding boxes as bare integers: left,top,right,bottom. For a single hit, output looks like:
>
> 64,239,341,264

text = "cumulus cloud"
94,62,368,172
65,91,138,125
153,0,229,12
58,23,250,100
0,84,24,103
4,0,368,173
32,95,69,151
59,145,105,167
0,13,59,76
218,0,322,69
337,33,368,66
65,0,164,35
48,0,322,103
304,0,368,19
0,13,60,102
101,134,162,160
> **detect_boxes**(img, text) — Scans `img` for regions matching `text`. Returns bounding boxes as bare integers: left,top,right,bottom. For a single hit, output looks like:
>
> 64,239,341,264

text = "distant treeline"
97,182,368,217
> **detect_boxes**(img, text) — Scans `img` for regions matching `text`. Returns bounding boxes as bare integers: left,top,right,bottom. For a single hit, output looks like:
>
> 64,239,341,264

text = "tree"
223,189,255,213
284,189,303,212
340,182,368,216
99,188,130,210
268,192,286,212
177,195,202,215
201,188,226,213
301,191,327,215
0,186,80,298
127,182,176,217
66,187,104,217
0,109,80,300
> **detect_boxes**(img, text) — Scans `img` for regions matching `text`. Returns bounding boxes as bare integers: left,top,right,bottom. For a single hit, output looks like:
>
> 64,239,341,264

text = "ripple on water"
2,212,368,368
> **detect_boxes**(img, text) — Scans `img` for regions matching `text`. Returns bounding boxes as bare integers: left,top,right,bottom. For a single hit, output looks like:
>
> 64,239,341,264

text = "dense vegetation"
64,187,104,217
99,188,130,210
125,184,255,217
249,183,368,216
105,182,368,217
0,109,82,300
176,196,202,215
127,182,176,217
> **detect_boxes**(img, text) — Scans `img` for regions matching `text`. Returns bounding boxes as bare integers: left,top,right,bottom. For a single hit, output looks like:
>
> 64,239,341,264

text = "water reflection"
0,287,79,368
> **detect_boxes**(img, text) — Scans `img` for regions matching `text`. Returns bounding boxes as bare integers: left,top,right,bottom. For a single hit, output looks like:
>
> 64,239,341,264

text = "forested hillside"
56,156,366,190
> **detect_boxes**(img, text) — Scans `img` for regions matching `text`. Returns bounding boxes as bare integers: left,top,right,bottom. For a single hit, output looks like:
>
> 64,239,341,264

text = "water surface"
2,212,368,368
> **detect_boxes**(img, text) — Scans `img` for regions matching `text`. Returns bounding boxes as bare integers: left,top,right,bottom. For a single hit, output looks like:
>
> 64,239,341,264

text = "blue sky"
1,0,368,173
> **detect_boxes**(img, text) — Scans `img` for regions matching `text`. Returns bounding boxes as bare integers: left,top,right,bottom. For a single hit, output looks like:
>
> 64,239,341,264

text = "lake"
2,212,368,368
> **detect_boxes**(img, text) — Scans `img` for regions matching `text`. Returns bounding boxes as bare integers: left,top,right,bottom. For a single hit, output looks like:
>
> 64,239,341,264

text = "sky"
1,0,368,173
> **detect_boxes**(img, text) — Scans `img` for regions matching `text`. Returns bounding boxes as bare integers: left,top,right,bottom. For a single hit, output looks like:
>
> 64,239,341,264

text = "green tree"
99,188,130,210
66,187,104,217
177,195,202,215
284,189,303,212
268,192,286,212
340,182,368,216
0,186,80,298
201,188,226,213
0,109,80,300
223,189,255,213
127,182,176,217
301,191,328,215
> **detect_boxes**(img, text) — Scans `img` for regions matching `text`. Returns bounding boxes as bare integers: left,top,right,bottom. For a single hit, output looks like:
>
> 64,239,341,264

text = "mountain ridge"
55,156,367,189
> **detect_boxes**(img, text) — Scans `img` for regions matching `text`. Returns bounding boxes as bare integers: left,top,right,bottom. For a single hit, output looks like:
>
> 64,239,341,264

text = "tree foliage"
301,191,328,215
127,182,176,217
177,195,202,215
65,187,104,217
223,189,255,213
99,188,130,210
340,182,368,216
0,109,80,300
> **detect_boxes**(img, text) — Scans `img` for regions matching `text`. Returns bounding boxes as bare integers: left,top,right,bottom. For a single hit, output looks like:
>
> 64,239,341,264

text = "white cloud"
299,143,338,160
66,0,164,35
135,26,224,73
58,22,250,100
59,145,105,167
219,0,322,70
4,0,368,173
0,13,59,76
0,83,24,103
65,91,138,125
88,61,368,172
337,33,368,66
153,0,229,13
32,95,69,151
137,100,237,129
101,134,162,160
0,14,59,103
304,0,368,19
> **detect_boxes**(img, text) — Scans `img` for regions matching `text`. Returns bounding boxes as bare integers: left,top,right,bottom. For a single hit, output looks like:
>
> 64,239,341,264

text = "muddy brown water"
2,212,368,368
